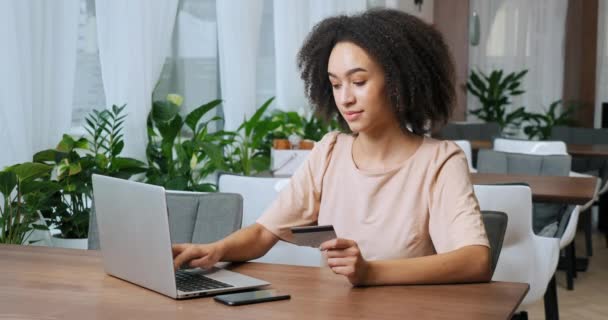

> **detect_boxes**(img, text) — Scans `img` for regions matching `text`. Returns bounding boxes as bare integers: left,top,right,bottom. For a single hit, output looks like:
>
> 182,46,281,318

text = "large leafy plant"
224,97,280,176
145,95,227,191
266,109,339,142
0,163,54,244
523,100,574,140
467,69,529,132
34,106,146,239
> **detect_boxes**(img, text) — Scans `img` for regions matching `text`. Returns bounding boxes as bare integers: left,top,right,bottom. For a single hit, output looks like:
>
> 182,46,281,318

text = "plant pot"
273,139,291,150
273,139,315,150
52,235,88,250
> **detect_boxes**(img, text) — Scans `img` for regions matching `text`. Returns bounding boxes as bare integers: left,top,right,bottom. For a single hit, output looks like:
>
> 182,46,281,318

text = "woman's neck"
352,123,423,170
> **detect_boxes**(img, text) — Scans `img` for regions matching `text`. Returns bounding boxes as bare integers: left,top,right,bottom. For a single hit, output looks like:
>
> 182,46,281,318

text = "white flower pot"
52,235,88,250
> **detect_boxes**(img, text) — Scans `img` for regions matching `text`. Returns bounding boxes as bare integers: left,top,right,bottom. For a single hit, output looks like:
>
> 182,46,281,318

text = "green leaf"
165,177,189,191
8,163,52,182
245,97,275,137
152,100,179,122
68,162,82,176
199,142,225,168
33,149,66,164
56,134,75,153
74,137,89,150
185,99,222,132
111,140,124,157
192,183,217,192
158,114,183,144
250,155,270,173
0,171,18,196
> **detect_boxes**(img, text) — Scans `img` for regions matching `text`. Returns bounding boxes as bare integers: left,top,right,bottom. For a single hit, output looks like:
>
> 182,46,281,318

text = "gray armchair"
88,191,243,250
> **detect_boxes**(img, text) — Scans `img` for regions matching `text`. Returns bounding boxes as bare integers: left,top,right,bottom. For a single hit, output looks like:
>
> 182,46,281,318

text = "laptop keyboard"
175,270,233,292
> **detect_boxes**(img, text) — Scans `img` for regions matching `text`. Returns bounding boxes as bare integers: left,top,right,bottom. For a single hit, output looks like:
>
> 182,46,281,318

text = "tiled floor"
526,231,608,319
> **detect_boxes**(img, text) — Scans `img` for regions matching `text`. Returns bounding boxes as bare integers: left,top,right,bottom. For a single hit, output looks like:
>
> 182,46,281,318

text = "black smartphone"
214,289,290,306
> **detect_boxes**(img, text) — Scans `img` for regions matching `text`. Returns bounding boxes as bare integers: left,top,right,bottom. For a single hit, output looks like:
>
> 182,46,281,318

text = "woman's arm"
172,223,279,270
321,238,491,286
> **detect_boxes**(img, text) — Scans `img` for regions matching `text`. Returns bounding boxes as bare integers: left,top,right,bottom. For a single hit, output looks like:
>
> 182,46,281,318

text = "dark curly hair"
297,9,455,135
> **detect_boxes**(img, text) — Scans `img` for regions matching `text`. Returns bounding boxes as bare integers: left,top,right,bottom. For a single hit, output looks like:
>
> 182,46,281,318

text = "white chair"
493,138,568,155
452,140,476,172
218,174,322,267
474,184,560,317
494,137,600,212
493,137,600,255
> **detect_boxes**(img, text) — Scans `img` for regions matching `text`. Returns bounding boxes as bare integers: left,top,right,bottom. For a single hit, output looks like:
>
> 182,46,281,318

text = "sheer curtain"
96,0,178,160
272,0,367,113
469,0,568,116
0,0,80,169
596,0,608,128
215,0,264,131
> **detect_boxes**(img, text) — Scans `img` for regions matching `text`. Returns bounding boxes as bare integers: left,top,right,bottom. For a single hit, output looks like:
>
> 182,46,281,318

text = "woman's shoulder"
313,131,352,153
418,136,468,169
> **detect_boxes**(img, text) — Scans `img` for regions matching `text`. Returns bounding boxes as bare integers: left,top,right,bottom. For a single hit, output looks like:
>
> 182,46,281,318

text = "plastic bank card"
289,225,337,248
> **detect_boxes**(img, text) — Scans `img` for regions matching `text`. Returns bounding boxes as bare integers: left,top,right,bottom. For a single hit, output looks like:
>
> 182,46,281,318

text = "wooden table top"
0,245,529,320
471,173,597,205
470,140,608,157
567,144,608,157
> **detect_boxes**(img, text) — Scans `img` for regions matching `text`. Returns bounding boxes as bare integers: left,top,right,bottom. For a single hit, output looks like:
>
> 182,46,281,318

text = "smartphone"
214,289,290,306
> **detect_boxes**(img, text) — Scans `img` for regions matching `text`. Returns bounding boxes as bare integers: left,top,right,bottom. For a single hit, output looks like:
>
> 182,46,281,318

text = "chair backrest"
551,125,608,145
88,191,243,249
493,138,567,155
473,184,560,310
480,210,507,277
438,122,500,141
551,125,608,191
165,191,243,244
452,140,475,171
477,149,571,235
218,174,322,266
477,149,571,177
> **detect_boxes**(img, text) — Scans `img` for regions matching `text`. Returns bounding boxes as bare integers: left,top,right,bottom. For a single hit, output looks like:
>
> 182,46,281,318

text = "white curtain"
0,0,80,169
596,0,608,128
272,0,367,113
468,0,568,116
96,0,178,160
216,0,265,131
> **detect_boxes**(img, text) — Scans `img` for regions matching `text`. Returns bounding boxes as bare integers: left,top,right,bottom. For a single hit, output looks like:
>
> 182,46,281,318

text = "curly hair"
297,9,455,135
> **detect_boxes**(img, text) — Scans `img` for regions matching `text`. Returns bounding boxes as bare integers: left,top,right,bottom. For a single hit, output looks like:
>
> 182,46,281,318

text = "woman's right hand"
172,242,225,270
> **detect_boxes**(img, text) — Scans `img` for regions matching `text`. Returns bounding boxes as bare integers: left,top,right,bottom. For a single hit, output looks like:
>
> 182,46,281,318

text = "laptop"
92,174,269,299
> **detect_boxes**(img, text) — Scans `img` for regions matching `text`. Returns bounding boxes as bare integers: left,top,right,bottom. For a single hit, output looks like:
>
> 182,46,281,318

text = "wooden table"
471,173,597,205
470,140,608,158
567,144,608,157
0,245,529,320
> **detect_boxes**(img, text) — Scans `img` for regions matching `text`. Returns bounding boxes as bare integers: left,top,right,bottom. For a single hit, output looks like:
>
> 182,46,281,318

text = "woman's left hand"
320,238,369,286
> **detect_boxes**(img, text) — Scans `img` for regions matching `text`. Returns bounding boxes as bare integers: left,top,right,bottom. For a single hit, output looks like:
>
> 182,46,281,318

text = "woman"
173,9,491,286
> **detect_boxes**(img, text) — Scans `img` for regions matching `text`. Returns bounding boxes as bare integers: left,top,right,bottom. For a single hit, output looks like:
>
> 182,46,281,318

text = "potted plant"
34,105,146,248
523,100,575,140
223,97,280,176
467,69,528,137
145,94,228,191
0,162,55,245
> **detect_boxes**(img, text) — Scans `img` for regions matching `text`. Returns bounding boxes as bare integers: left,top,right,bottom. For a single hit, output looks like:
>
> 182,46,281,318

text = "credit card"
289,225,337,248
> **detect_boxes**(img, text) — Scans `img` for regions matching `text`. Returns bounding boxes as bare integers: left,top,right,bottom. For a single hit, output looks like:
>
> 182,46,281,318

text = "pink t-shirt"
257,132,489,261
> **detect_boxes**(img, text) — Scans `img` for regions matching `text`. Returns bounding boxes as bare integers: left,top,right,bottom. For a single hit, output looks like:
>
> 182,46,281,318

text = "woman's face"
327,41,395,134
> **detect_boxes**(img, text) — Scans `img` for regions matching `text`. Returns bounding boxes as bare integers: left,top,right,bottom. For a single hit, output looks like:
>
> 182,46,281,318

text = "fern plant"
33,105,145,238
